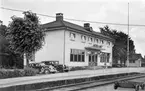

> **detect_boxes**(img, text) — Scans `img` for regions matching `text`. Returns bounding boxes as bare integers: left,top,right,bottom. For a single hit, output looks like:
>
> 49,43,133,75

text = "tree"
0,23,8,67
6,11,45,67
0,21,24,68
100,25,135,66
0,24,7,52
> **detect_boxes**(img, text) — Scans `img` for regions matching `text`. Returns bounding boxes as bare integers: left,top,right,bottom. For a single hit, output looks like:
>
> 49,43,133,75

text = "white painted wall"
64,30,113,67
34,29,113,67
99,43,113,66
35,30,64,64
65,30,88,66
129,59,141,67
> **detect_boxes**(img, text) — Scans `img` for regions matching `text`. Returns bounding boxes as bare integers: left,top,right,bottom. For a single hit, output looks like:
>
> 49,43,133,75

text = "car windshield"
40,63,45,66
42,61,59,65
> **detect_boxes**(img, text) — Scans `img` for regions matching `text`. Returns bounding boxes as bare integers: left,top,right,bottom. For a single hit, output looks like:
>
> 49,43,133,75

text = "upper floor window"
88,37,93,43
98,39,100,44
108,42,110,45
95,38,99,43
70,32,76,41
107,41,111,46
101,40,104,44
90,38,93,42
81,35,86,43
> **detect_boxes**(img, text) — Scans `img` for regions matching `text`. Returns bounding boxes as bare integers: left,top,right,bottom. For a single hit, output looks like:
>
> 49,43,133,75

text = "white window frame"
81,35,86,43
88,37,93,44
70,32,76,41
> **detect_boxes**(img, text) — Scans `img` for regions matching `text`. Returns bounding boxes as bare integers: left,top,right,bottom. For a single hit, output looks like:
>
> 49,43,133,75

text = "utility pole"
127,3,130,67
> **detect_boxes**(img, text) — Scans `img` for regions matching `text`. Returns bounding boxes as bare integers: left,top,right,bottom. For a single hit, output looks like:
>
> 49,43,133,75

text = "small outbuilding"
129,53,142,67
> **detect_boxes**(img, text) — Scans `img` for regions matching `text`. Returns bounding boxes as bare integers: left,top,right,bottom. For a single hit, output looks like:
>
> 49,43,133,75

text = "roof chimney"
0,20,3,26
56,13,63,21
84,23,90,28
84,23,93,31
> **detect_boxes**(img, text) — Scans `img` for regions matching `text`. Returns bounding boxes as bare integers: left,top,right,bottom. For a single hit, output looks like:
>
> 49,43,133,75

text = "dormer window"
81,35,86,43
70,32,76,41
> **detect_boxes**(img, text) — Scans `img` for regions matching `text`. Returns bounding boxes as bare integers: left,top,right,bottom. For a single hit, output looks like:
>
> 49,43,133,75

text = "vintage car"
114,80,145,91
41,61,69,72
29,62,57,74
54,64,69,72
29,63,42,72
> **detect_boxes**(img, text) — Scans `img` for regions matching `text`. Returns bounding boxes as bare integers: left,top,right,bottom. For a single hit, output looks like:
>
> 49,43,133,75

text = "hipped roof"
130,53,143,61
42,19,114,42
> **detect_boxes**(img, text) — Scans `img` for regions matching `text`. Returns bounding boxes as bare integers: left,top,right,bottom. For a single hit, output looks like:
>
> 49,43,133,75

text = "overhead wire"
1,7,145,27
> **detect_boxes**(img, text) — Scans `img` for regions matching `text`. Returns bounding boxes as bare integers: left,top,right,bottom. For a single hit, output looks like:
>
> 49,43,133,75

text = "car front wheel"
135,85,139,91
64,70,69,72
114,83,118,90
44,69,50,74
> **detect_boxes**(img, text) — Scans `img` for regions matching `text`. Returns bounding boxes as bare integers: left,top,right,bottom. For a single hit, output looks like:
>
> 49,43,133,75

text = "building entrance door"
89,54,98,66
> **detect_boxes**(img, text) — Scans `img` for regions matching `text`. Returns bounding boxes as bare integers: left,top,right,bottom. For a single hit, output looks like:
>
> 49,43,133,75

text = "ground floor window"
70,49,85,62
107,53,110,62
130,60,135,63
100,53,106,62
100,53,110,62
89,54,98,62
89,55,91,62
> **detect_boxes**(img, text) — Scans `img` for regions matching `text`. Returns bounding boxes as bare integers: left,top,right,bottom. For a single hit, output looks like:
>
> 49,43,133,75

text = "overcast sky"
1,0,145,56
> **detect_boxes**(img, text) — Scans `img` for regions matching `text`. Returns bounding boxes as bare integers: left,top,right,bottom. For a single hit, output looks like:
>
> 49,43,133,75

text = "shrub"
13,69,24,77
0,68,39,79
23,67,39,76
0,69,7,79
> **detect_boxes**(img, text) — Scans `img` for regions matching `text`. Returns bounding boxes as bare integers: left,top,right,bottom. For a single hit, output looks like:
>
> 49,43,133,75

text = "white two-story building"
34,13,114,67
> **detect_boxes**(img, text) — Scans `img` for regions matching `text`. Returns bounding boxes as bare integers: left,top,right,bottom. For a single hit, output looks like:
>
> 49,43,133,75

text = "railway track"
29,73,145,91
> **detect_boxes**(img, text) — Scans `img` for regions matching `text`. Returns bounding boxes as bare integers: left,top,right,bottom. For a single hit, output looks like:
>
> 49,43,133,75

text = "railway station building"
34,13,114,67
